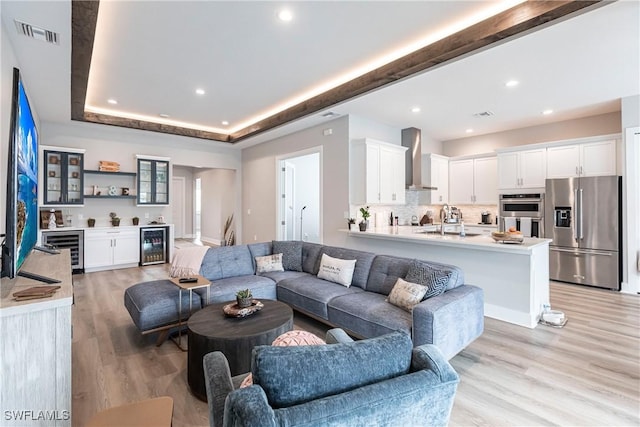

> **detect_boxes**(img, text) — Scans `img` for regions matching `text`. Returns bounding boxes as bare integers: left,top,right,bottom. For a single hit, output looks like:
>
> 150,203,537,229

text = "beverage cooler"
140,227,167,265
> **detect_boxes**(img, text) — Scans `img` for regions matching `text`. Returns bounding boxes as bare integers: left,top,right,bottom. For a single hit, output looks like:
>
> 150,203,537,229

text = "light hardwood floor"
71,264,640,427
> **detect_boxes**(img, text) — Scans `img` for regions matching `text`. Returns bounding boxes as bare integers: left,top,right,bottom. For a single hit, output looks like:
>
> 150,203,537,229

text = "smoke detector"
473,111,494,118
15,20,59,45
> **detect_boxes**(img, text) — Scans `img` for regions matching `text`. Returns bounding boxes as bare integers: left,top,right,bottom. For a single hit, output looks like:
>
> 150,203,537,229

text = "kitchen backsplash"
50,205,170,228
352,192,497,227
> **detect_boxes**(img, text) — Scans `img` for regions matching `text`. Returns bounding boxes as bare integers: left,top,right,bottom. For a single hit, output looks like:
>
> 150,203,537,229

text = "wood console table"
0,249,73,426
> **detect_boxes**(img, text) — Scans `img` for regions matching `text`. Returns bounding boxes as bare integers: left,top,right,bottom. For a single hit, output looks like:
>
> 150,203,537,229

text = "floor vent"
15,20,59,45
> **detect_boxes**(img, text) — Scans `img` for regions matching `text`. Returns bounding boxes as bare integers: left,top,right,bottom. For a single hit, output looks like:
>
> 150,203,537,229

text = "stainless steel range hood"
401,127,435,191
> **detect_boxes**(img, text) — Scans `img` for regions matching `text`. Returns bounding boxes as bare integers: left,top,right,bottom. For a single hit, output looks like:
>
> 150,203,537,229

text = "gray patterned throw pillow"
405,259,452,299
272,240,303,272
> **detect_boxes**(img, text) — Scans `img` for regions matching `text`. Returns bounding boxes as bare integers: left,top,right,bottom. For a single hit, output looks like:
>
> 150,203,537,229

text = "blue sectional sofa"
124,241,484,359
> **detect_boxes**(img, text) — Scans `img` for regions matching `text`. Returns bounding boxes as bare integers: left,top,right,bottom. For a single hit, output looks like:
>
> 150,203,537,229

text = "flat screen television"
2,67,59,283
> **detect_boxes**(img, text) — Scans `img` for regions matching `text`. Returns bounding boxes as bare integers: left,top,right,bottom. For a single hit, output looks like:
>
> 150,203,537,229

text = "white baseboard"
200,236,222,246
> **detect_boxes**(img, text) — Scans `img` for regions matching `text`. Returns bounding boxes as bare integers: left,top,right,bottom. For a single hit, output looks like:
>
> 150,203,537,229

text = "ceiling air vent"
321,112,339,118
15,20,59,45
473,111,494,118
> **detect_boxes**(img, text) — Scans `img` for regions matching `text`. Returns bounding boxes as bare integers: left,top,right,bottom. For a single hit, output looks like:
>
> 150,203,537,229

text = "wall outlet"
254,234,257,241
247,208,251,215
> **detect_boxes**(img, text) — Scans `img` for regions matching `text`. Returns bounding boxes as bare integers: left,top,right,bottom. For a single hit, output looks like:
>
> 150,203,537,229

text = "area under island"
343,225,551,328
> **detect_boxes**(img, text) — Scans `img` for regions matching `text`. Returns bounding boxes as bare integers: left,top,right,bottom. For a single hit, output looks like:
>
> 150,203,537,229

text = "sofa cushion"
124,279,202,332
272,241,303,272
193,275,276,304
327,292,412,338
301,242,324,275
405,260,453,299
199,246,255,280
252,331,413,408
260,270,308,284
255,254,284,274
366,255,412,296
319,246,375,289
386,278,427,311
276,275,363,320
248,242,273,271
317,254,357,287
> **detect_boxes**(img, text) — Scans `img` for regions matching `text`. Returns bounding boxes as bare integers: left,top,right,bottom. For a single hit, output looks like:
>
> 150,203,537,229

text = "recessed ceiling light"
278,9,293,22
159,113,170,118
411,107,421,113
195,88,205,96
542,109,554,115
466,128,474,133
221,120,229,126
107,98,118,105
505,80,519,87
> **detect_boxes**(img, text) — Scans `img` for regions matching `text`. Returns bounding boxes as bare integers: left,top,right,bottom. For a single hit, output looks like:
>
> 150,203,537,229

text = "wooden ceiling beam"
71,0,608,144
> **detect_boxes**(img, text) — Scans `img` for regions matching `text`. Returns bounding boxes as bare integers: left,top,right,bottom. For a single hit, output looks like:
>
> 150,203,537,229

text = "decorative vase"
237,297,252,308
87,219,96,228
111,218,120,227
359,222,367,232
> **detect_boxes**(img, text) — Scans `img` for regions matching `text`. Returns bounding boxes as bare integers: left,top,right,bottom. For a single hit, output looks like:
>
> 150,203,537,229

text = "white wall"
242,116,349,246
195,168,236,245
442,112,621,157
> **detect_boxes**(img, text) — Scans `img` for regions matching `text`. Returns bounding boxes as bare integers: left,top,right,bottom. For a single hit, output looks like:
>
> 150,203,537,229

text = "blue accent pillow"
405,259,452,299
272,240,303,272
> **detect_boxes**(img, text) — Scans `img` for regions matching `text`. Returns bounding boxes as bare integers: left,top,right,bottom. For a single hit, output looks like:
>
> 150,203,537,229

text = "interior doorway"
172,176,186,238
277,147,322,243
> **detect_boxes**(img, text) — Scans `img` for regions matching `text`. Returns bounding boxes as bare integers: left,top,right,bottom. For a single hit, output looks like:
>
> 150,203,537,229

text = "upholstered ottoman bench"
124,279,203,345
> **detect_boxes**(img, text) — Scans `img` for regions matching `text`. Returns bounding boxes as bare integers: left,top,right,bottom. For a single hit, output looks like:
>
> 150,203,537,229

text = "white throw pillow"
317,253,357,287
255,253,284,274
386,278,428,312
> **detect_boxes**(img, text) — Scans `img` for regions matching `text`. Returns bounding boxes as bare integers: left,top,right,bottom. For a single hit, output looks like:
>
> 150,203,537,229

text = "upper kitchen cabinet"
421,153,449,204
43,148,85,206
350,138,407,205
137,156,170,205
497,148,546,190
449,156,497,205
546,139,616,179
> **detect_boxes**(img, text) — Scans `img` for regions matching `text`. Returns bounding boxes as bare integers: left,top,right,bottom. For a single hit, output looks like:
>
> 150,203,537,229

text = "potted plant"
359,206,370,231
132,216,139,226
109,212,120,227
236,289,253,308
87,218,96,228
347,218,356,231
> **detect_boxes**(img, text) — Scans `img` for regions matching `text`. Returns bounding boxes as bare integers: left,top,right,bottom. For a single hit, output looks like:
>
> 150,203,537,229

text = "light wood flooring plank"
72,267,640,427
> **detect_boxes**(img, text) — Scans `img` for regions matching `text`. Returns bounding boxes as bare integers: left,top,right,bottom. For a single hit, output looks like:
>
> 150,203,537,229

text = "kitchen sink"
414,230,481,237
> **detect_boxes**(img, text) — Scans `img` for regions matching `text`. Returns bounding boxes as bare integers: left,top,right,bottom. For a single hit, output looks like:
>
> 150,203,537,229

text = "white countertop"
41,223,173,232
345,225,551,254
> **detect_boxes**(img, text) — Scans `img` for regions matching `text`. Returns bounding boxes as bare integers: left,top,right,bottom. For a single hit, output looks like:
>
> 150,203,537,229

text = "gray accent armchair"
203,329,459,427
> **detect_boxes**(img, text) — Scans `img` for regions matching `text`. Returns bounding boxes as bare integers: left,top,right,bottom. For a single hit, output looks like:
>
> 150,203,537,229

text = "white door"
547,145,580,178
473,157,498,204
449,159,474,204
83,231,113,268
581,140,616,176
172,176,186,238
519,149,547,188
497,152,519,189
112,229,140,265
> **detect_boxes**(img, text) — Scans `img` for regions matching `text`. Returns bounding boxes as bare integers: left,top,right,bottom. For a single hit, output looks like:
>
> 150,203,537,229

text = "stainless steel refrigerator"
545,176,621,290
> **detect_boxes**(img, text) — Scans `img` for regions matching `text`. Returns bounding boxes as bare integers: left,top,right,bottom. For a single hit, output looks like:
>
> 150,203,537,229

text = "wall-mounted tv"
2,68,59,283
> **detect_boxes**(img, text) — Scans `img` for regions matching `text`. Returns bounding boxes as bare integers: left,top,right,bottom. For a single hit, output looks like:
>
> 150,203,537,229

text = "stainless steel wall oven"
499,193,544,237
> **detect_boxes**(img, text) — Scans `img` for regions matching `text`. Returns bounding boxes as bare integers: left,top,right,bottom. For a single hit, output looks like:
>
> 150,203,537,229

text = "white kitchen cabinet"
497,148,546,190
449,156,497,205
350,138,407,205
547,140,616,178
421,153,449,204
84,227,140,271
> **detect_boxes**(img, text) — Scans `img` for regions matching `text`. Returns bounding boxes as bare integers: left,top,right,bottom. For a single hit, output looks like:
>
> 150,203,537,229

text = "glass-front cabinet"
137,158,169,205
43,150,84,205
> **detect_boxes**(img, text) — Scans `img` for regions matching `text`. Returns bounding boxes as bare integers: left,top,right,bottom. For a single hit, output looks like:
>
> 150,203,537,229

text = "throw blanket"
169,246,210,278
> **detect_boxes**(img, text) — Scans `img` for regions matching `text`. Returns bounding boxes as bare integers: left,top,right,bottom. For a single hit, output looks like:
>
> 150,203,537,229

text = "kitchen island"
344,226,551,328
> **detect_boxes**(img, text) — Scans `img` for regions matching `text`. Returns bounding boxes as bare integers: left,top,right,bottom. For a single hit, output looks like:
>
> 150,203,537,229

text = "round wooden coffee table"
187,299,293,400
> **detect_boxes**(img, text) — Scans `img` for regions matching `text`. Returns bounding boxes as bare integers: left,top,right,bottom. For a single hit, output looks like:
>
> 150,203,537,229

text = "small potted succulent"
109,212,120,227
359,206,370,231
87,218,96,228
236,289,253,308
132,216,140,226
347,218,356,231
